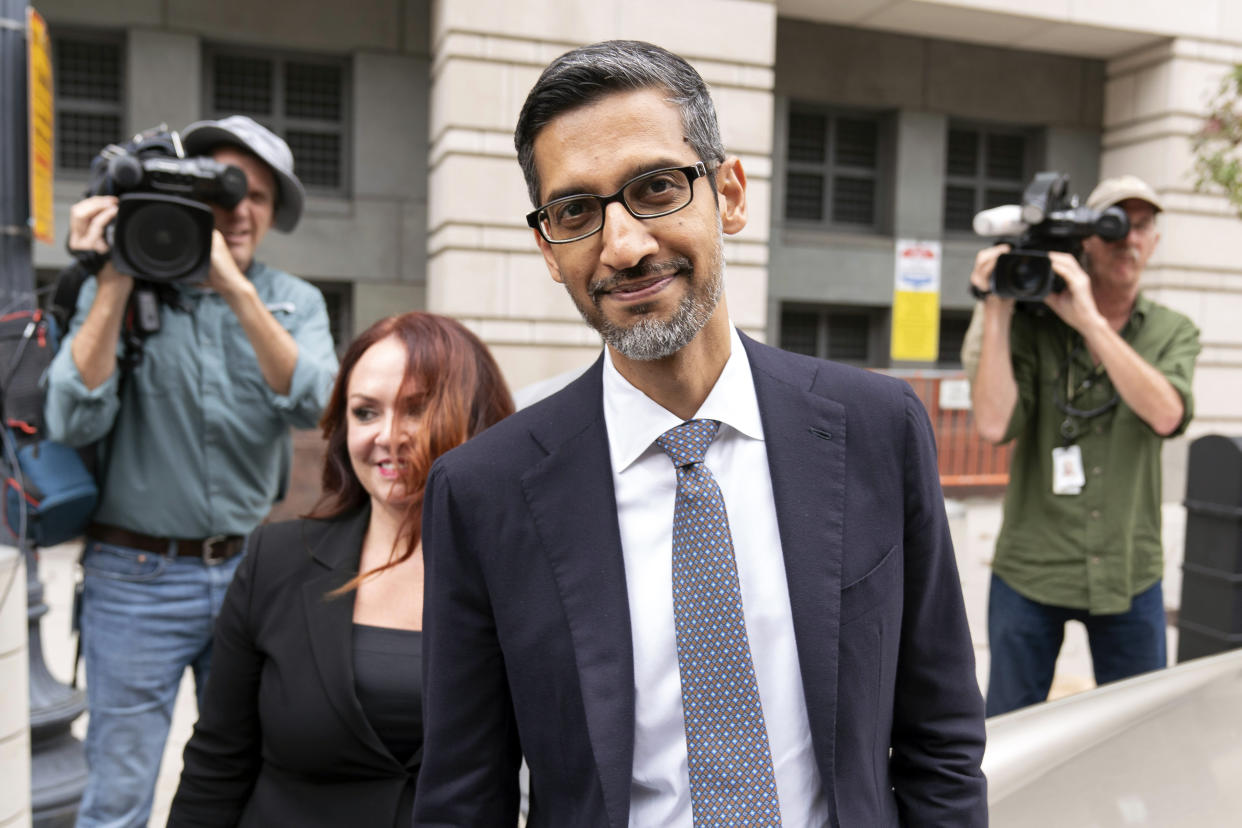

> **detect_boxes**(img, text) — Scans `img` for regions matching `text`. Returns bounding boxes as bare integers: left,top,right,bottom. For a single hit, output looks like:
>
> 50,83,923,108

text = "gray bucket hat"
181,115,305,232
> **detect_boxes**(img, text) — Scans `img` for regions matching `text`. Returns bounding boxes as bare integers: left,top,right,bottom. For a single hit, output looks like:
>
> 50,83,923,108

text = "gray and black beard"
573,257,724,362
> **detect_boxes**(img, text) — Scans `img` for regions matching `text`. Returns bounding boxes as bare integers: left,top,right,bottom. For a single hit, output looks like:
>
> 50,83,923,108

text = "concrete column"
126,29,200,136
0,546,31,828
893,110,948,242
1044,127,1100,208
426,0,777,390
1099,38,1242,439
351,49,432,323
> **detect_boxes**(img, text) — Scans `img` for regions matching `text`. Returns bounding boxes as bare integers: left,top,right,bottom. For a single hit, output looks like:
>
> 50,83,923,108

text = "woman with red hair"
169,312,513,828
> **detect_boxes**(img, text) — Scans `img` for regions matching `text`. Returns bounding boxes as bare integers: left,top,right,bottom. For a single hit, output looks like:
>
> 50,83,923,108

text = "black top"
169,511,421,828
353,624,423,764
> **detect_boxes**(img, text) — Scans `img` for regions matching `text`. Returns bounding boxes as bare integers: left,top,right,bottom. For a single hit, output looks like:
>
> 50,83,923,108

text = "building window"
53,32,124,172
785,106,883,229
938,310,973,368
204,47,349,194
309,280,352,356
943,124,1031,232
779,305,877,365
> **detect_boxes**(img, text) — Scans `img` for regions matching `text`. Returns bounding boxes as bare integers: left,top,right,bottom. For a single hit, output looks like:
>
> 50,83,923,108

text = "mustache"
589,256,693,298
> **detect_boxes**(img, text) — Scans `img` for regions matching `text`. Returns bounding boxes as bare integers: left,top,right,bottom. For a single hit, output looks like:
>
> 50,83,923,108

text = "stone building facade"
30,0,1242,432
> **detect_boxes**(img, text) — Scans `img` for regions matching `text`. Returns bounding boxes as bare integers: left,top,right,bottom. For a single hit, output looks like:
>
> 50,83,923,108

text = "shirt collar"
602,325,765,474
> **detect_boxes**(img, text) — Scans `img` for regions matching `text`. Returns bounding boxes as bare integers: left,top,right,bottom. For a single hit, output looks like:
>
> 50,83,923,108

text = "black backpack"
0,307,98,547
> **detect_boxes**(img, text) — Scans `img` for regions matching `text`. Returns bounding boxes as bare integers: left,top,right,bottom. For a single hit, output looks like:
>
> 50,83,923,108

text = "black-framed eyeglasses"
526,162,709,244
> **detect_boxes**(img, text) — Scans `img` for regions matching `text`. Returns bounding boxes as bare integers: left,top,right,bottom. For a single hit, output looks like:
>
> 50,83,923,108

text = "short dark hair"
514,40,725,207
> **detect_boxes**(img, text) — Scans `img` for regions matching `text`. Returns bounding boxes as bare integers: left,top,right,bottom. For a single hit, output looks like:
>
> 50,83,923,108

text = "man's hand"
1045,251,1106,335
206,229,251,299
68,196,119,254
970,243,1016,310
204,229,299,396
67,195,133,292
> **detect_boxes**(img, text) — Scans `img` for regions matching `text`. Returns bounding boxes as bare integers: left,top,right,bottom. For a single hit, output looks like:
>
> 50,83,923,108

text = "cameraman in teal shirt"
45,116,338,827
967,175,1200,717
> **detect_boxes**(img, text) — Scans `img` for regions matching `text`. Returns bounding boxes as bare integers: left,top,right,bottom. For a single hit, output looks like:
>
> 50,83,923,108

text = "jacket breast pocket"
840,543,901,626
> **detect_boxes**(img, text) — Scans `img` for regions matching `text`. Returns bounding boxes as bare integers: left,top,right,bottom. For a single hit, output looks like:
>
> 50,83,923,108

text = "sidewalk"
31,494,1184,825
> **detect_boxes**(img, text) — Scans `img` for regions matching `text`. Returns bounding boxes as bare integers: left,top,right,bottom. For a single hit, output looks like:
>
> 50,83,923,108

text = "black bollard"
25,546,87,827
1178,435,1242,661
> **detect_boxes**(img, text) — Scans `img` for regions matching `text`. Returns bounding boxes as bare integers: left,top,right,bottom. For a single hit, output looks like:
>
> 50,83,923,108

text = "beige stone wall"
425,0,777,390
0,548,31,828
1097,39,1242,438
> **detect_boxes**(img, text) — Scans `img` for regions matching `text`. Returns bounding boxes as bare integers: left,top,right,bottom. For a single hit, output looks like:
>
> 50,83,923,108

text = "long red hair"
309,312,514,590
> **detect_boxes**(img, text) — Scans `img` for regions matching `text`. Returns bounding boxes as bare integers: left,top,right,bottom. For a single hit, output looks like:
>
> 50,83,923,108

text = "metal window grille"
937,312,972,367
309,280,351,355
943,124,1030,232
204,47,349,195
779,305,875,365
826,312,871,362
778,309,820,356
53,33,124,171
785,106,881,228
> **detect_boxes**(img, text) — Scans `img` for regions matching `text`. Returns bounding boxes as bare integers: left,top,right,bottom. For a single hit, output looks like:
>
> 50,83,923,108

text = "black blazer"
169,508,420,828
414,333,987,827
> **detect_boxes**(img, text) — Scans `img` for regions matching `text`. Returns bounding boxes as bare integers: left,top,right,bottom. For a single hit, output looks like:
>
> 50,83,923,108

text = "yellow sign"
890,239,942,363
891,290,940,362
28,7,54,245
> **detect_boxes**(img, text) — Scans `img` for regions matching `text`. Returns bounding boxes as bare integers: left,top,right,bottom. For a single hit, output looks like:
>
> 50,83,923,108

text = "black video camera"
85,125,247,283
972,172,1130,301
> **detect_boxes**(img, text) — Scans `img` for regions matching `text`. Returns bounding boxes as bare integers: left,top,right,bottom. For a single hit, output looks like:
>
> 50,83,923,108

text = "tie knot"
656,419,720,468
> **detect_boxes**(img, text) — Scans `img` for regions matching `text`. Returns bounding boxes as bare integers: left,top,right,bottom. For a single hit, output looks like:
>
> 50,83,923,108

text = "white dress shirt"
603,327,829,827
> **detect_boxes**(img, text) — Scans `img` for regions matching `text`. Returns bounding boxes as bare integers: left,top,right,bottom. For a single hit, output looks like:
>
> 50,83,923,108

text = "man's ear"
716,156,748,236
535,229,565,284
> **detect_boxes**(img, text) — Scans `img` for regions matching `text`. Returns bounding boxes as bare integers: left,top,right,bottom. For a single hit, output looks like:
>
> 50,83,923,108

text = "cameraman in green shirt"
966,175,1201,717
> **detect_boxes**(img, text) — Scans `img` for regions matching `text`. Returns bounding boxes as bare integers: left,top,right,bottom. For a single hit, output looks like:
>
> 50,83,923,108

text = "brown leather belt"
87,522,245,565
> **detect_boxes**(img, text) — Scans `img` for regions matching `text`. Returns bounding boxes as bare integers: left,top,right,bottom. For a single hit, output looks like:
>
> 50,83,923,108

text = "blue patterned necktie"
655,419,782,826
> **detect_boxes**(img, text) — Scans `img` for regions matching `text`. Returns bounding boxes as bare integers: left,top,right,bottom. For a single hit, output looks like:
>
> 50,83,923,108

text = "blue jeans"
76,540,242,828
986,573,1167,717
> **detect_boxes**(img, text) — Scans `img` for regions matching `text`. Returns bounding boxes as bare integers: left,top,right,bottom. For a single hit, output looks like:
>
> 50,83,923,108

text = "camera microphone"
972,204,1026,237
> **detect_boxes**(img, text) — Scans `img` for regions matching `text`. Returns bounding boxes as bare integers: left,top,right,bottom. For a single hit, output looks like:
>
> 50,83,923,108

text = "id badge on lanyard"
1052,443,1085,495
1054,336,1087,496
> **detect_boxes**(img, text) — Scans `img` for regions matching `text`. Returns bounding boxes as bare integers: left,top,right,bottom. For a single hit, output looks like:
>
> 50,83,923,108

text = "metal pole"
1,0,34,314
1,2,88,824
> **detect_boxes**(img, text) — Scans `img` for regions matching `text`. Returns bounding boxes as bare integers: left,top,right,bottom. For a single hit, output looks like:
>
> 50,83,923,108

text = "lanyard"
1055,335,1118,444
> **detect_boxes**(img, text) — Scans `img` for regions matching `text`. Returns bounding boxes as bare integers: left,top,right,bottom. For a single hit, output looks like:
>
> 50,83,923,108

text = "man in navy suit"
415,40,986,827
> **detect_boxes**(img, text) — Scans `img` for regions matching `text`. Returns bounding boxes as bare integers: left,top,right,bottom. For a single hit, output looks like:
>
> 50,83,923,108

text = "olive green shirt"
992,294,1200,614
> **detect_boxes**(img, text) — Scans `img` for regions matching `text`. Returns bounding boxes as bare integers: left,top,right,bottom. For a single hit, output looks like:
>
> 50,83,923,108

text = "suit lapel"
300,507,403,767
743,334,847,810
521,360,634,828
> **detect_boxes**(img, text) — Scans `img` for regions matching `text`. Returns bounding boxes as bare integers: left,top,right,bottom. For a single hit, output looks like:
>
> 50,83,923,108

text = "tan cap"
1086,174,1163,213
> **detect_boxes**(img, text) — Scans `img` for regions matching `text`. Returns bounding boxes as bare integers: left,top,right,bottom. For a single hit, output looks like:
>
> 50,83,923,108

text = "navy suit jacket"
414,333,987,827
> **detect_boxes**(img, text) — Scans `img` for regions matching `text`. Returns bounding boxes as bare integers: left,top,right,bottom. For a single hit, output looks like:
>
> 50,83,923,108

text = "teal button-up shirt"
44,261,338,538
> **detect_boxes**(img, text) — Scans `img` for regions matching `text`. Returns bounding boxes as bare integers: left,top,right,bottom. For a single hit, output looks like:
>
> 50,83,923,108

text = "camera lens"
993,251,1053,301
1010,260,1044,296
120,201,204,279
